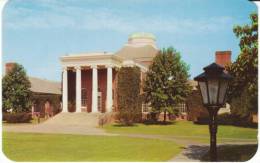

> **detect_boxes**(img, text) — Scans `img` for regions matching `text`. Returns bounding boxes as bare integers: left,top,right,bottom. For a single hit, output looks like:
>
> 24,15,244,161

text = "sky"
2,0,257,82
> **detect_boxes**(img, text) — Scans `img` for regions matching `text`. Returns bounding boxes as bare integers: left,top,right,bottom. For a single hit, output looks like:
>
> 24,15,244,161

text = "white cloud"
3,0,235,34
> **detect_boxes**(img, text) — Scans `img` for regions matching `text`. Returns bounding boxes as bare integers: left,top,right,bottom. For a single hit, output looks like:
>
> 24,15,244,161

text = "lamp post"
194,63,232,161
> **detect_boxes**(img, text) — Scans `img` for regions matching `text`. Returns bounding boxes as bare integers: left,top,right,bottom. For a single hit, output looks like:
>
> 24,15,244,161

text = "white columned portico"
62,67,68,112
106,65,113,112
92,65,98,112
76,66,82,112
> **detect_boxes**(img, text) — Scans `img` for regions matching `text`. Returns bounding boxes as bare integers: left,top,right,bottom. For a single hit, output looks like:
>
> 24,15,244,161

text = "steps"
42,112,101,127
4,112,112,135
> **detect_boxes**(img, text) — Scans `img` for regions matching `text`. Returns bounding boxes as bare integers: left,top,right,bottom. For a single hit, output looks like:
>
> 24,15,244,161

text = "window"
174,103,187,113
142,103,150,112
81,88,87,107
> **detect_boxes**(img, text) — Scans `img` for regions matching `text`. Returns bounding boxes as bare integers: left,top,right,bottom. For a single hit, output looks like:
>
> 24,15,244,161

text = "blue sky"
3,0,257,81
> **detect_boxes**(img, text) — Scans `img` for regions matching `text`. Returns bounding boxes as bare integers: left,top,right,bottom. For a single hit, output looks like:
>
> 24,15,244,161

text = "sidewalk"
169,142,258,162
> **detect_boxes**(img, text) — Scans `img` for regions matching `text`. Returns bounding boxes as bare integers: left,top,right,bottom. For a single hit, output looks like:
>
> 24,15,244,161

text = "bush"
194,113,257,128
194,116,208,124
2,113,7,121
231,115,258,128
3,113,32,123
217,113,234,125
144,112,159,122
98,112,117,126
195,113,233,125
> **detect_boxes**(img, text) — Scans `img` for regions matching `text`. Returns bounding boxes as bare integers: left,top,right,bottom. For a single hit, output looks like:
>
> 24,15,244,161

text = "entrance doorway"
81,88,87,112
98,92,102,112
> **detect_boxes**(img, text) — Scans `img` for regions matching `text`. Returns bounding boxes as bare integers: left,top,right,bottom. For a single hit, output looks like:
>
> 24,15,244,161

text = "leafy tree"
143,47,191,122
117,66,142,125
2,63,32,113
226,12,258,118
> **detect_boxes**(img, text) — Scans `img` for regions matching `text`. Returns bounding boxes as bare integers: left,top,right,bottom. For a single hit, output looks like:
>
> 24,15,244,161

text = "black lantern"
194,62,232,161
195,63,232,107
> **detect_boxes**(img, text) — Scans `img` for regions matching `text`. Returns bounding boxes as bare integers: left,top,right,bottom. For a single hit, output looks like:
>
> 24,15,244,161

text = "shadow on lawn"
111,121,176,127
142,120,176,125
183,144,258,162
112,124,138,127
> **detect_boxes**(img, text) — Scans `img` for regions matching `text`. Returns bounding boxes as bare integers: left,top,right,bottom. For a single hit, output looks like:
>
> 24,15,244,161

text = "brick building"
60,32,233,120
60,33,158,113
4,63,61,117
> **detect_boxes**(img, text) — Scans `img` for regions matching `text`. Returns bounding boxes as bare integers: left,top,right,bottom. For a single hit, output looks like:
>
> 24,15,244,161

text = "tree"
2,63,32,113
143,47,191,122
117,66,142,125
226,12,258,119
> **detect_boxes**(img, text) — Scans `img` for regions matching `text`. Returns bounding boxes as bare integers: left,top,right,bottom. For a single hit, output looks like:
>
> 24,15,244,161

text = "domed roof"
127,32,157,48
129,32,156,41
115,32,159,67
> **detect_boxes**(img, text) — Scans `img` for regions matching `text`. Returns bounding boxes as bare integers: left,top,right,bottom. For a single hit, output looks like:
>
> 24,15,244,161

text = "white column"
92,65,98,113
76,66,82,112
106,65,113,112
62,67,68,112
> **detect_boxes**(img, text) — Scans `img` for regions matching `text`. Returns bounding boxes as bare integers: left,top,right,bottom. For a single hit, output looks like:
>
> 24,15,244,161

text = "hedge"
194,113,257,128
3,113,32,123
116,66,142,125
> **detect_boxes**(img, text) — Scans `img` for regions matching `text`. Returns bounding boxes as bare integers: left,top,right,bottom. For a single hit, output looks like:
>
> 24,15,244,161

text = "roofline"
32,91,61,95
122,44,159,50
60,54,123,62
29,76,60,84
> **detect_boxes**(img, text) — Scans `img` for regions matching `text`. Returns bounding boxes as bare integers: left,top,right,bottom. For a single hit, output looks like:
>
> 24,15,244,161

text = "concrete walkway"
170,145,209,162
169,142,258,162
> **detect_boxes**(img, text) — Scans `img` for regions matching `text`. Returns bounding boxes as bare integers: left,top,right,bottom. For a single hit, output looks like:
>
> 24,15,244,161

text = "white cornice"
60,52,148,72
60,53,123,68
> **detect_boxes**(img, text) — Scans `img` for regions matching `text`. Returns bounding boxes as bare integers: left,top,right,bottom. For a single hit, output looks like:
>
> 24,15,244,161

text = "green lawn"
3,121,258,162
3,132,182,162
104,121,258,140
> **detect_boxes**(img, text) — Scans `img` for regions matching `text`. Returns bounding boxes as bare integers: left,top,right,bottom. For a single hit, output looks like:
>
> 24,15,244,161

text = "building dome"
115,32,158,66
129,32,156,40
128,32,156,47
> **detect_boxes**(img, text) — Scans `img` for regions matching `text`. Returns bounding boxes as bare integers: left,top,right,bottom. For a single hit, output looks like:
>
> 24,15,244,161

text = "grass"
3,121,257,162
104,121,258,141
3,132,182,162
